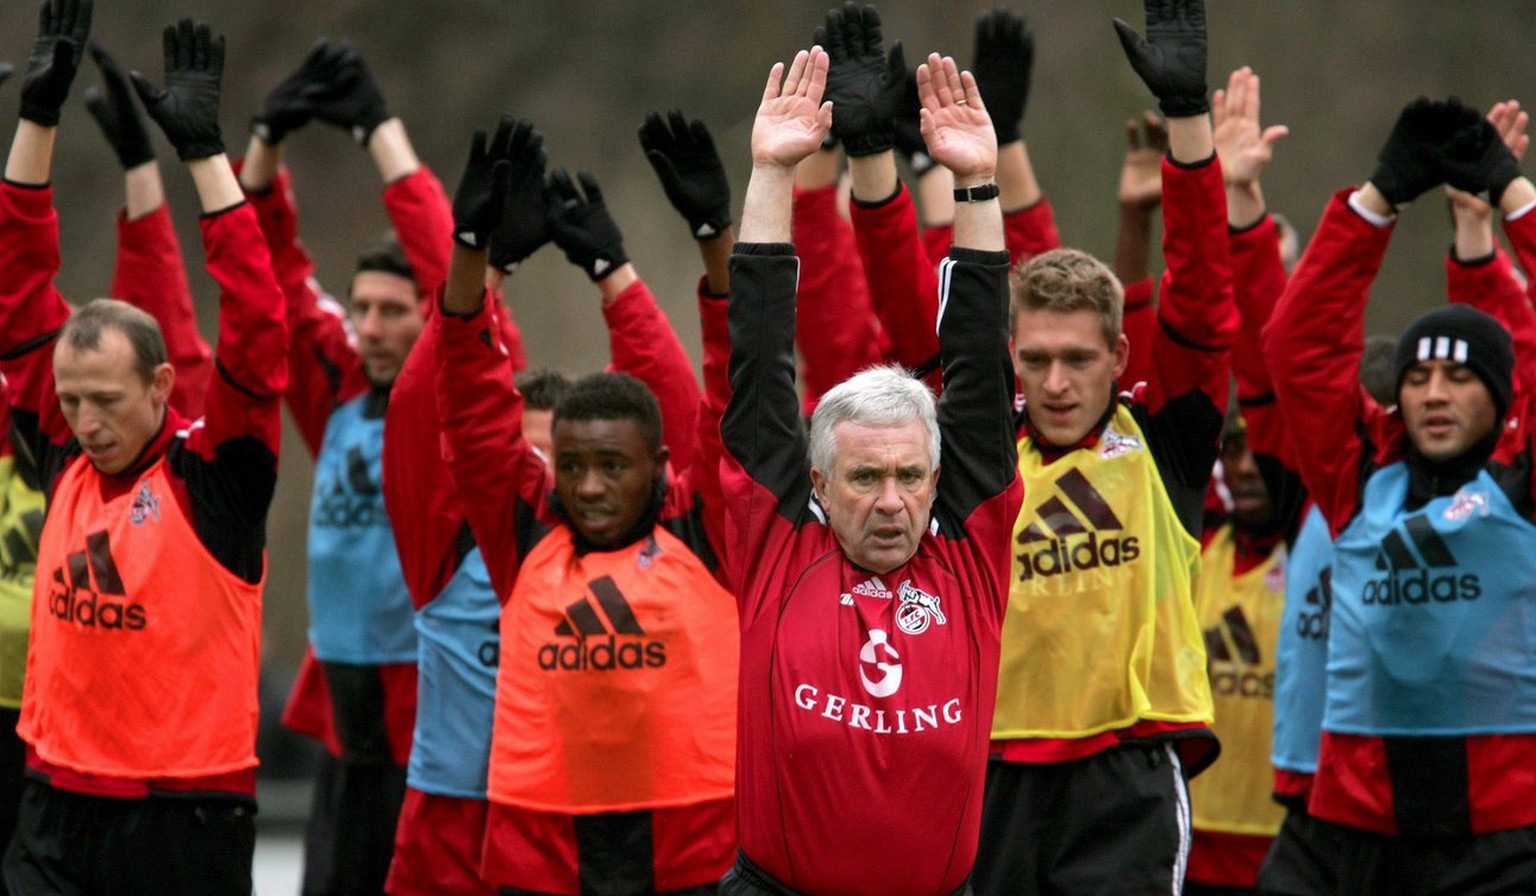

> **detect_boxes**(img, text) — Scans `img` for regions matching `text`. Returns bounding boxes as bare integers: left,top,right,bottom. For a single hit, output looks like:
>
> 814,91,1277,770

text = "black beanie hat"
1394,305,1514,418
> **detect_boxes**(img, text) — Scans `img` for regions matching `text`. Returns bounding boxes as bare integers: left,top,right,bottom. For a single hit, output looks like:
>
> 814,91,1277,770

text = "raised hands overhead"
749,47,832,169
1368,96,1482,209
1113,0,1208,119
915,52,996,183
83,43,154,169
1118,110,1166,210
547,169,629,282
129,19,226,161
307,40,390,146
638,108,733,240
1212,66,1287,189
972,7,1033,147
250,39,353,146
20,0,92,126
814,2,904,157
488,117,549,274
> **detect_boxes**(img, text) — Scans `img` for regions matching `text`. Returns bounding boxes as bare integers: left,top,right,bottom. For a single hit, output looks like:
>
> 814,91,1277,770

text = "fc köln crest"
896,581,946,635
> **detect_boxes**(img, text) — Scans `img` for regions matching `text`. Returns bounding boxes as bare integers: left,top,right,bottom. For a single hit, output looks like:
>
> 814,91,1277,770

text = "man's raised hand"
751,47,832,169
251,39,352,146
20,0,92,126
451,116,514,251
972,7,1033,147
916,53,995,183
83,43,154,170
130,19,226,161
547,169,629,282
1212,66,1286,188
639,108,733,240
814,3,904,157
1113,0,1208,119
488,117,549,274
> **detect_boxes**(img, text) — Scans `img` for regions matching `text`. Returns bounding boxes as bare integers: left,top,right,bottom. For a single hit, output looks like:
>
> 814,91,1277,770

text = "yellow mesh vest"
0,457,44,709
1189,524,1286,836
993,406,1212,739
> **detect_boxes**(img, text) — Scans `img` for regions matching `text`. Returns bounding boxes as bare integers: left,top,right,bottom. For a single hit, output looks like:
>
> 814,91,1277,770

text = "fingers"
1125,117,1142,150
1260,124,1290,150
762,61,786,104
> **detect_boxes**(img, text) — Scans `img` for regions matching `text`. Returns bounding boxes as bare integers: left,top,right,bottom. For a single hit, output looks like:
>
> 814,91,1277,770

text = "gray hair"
809,365,939,474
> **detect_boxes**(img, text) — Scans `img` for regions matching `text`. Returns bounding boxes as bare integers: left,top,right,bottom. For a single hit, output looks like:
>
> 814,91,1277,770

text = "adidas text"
1362,570,1481,605
537,636,666,671
1017,532,1139,581
48,587,146,630
1210,669,1273,699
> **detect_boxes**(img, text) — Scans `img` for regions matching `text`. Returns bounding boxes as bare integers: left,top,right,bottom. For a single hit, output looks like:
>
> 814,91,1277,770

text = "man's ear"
1112,332,1130,382
810,466,827,504
150,362,175,405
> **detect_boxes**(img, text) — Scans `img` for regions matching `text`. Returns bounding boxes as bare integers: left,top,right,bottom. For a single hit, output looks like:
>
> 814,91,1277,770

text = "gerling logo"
538,575,666,671
1016,469,1139,581
47,530,145,630
858,629,902,698
1363,515,1480,605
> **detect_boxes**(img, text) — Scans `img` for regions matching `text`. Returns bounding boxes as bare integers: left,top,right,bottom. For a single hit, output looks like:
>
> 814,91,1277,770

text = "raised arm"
723,48,832,588
436,117,554,600
915,53,1015,537
0,0,91,476
86,42,212,416
1116,110,1165,390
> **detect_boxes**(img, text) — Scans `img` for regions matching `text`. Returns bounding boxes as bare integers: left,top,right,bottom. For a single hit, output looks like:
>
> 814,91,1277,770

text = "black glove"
639,108,733,239
891,74,936,176
251,39,350,145
309,41,389,146
130,19,226,161
489,118,550,273
1370,97,1480,208
1113,0,1208,119
973,7,1033,146
1439,116,1523,207
452,118,514,251
813,2,905,157
547,169,629,282
20,0,93,126
83,44,153,169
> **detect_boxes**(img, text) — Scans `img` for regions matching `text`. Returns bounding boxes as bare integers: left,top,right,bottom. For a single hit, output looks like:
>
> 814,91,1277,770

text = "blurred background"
2,0,1534,797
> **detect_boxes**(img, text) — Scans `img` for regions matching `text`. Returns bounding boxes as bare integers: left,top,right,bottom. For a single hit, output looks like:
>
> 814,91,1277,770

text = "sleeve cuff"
1347,190,1396,229
732,242,795,257
1506,197,1536,222
948,246,1010,266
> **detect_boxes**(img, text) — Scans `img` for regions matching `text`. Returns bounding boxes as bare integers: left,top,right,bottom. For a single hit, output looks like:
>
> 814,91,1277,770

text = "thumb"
886,40,906,85
128,71,161,109
82,85,107,121
1112,19,1153,72
0,64,12,90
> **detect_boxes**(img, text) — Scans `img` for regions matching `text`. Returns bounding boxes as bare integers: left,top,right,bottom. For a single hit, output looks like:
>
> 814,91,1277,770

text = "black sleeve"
934,248,1017,532
722,243,814,520
173,435,278,585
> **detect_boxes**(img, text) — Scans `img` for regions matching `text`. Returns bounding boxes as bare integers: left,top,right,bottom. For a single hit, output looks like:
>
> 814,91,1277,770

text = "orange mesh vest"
486,526,738,814
19,456,263,778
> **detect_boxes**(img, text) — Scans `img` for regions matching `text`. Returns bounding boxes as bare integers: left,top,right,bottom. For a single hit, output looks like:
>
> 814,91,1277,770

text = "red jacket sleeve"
850,183,942,387
0,182,72,458
433,294,555,603
182,201,289,464
1144,156,1237,418
383,304,472,609
1003,198,1061,267
1229,214,1291,466
1262,190,1396,536
242,166,366,457
383,167,453,299
791,184,883,413
690,286,731,562
113,204,213,417
1489,211,1536,399
604,276,700,475
1121,276,1157,391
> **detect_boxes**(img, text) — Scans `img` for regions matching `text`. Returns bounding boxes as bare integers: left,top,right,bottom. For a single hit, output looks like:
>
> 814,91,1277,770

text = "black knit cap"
1394,305,1514,418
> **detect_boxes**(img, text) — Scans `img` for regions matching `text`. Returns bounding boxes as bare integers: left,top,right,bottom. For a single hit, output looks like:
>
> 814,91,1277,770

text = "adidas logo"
1204,606,1272,698
47,531,146,630
0,508,43,584
1015,469,1139,581
313,447,385,529
1296,566,1332,641
538,575,666,671
1363,515,1481,606
842,576,894,606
